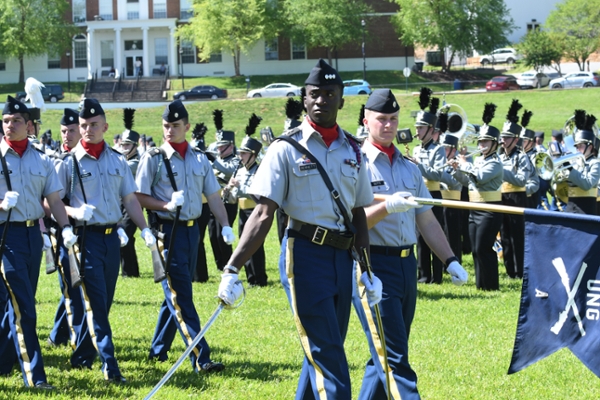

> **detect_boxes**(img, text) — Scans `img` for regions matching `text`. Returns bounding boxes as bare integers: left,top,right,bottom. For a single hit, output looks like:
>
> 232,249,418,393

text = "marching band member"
452,103,504,290
519,110,540,209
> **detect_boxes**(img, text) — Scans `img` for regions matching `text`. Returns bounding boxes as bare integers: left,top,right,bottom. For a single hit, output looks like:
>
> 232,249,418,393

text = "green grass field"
2,87,600,399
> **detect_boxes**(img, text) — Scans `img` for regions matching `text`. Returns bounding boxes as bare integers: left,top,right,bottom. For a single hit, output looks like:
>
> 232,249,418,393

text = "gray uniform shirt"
568,156,600,190
136,142,220,221
234,162,259,199
454,154,504,191
500,148,532,187
0,140,62,223
525,149,540,196
412,140,446,182
440,166,462,191
57,141,136,226
363,140,431,247
249,119,373,232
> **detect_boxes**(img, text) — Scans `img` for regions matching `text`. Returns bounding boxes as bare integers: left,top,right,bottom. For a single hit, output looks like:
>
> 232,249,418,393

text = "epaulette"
109,147,123,155
343,130,361,145
193,146,205,153
402,155,416,164
57,151,71,160
33,146,45,154
281,127,302,137
147,147,162,156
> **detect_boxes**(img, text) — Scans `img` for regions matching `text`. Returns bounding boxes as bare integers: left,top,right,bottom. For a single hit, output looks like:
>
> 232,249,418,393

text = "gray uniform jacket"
525,149,540,196
568,156,600,190
213,154,241,187
500,148,532,187
440,166,462,191
249,119,373,232
454,154,504,192
412,140,446,182
233,162,259,200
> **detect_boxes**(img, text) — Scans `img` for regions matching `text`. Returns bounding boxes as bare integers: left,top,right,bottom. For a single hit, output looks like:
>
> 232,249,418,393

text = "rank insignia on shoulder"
344,159,358,168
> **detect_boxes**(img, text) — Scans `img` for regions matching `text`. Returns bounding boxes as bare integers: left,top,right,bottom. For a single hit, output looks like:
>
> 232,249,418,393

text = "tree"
179,0,276,76
517,30,565,73
0,0,77,84
545,0,600,71
282,0,370,67
392,0,515,71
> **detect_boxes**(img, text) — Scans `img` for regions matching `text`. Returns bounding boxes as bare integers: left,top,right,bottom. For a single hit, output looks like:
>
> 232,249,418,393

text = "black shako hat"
162,100,188,122
3,95,29,115
365,89,400,114
79,98,105,118
304,59,344,88
534,131,544,139
61,108,79,126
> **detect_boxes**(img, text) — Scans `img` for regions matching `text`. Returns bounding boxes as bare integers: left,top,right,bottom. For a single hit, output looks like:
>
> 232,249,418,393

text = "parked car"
247,83,301,98
486,75,520,91
343,80,372,95
549,72,599,89
479,48,521,66
173,85,228,101
517,71,551,89
15,84,64,103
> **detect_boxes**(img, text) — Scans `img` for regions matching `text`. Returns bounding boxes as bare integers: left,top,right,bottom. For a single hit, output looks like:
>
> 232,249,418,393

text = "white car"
479,48,521,66
549,72,599,89
517,71,551,89
247,83,301,98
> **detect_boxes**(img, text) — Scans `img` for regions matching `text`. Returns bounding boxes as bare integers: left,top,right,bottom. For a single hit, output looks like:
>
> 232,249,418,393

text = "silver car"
549,72,599,89
517,71,551,89
247,83,301,98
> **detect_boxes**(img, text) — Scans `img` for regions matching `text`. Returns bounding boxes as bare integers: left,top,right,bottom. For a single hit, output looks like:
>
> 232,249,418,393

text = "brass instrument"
535,153,554,180
550,152,586,186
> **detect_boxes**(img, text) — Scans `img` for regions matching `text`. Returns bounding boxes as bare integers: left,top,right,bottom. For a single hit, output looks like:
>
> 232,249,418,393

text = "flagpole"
373,194,525,215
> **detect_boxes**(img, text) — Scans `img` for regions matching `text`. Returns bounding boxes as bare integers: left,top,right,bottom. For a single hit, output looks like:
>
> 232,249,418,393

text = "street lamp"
179,47,185,90
66,51,71,100
361,19,366,81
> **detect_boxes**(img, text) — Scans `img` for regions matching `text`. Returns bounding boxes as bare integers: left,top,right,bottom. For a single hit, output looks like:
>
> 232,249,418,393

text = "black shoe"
106,375,127,385
201,362,224,373
46,338,64,347
34,382,56,390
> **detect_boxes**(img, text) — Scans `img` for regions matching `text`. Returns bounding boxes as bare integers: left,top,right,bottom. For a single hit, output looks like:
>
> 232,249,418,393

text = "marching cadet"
565,110,600,215
222,114,268,287
354,89,467,400
519,111,540,209
118,108,142,277
56,98,156,383
451,103,504,290
207,110,239,271
412,87,446,284
47,108,85,349
136,100,235,372
217,59,381,399
499,99,532,279
0,96,74,389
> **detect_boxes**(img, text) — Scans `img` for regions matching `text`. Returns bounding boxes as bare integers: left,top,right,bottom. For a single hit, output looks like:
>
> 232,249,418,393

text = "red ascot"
169,141,188,159
307,118,339,148
372,141,396,165
62,143,71,152
80,140,105,159
4,138,29,157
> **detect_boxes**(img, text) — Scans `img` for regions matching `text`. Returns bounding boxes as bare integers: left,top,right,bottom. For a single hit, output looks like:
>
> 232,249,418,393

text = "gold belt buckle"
187,220,194,227
26,220,34,227
105,227,113,234
401,249,410,257
312,226,327,245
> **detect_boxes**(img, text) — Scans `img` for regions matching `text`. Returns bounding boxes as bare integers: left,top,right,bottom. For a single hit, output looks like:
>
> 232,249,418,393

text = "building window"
210,53,222,63
99,0,113,20
101,41,114,68
153,0,167,19
47,53,61,69
0,56,6,71
127,0,139,20
155,38,168,65
180,41,195,64
125,40,143,51
292,42,306,60
265,38,278,61
180,0,193,20
73,0,86,23
74,34,87,68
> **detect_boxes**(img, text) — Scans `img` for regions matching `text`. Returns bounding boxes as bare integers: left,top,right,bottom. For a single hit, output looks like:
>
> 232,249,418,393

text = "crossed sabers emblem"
550,257,587,337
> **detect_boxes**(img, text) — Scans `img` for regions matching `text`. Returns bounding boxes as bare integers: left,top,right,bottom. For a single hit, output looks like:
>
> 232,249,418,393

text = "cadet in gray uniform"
354,89,467,400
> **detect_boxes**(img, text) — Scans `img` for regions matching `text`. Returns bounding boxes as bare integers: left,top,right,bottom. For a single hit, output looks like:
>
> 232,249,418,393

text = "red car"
486,75,520,91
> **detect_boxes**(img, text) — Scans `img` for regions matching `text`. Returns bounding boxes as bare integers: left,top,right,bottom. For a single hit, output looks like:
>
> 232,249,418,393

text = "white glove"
117,227,129,247
42,233,52,251
1,191,19,211
447,260,468,286
221,226,235,245
62,226,77,248
140,228,156,248
385,191,421,214
165,190,185,212
72,204,95,222
218,272,244,306
359,272,383,307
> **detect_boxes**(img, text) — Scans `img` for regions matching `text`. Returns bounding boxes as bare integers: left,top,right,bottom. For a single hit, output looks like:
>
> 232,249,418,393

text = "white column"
142,27,150,76
87,28,94,79
114,28,122,78
169,27,177,76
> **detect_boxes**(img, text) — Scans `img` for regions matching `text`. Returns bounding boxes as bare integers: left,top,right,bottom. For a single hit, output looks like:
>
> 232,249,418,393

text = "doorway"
125,56,143,77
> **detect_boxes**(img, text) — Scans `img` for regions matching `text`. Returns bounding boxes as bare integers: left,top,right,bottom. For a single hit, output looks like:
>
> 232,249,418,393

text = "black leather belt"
370,245,413,258
1,219,39,228
78,224,117,234
289,224,353,250
157,217,196,228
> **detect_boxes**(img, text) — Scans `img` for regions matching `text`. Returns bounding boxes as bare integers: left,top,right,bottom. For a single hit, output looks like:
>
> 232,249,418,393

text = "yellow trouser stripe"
355,267,402,400
57,262,77,350
80,281,104,377
286,237,328,399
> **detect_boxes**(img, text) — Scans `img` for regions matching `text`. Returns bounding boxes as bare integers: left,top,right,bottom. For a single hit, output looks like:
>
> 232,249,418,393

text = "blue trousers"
280,232,353,400
70,230,122,379
149,223,212,371
0,225,46,386
352,251,420,400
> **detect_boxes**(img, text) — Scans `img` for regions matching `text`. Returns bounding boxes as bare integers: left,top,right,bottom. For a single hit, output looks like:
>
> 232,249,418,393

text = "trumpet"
438,147,487,170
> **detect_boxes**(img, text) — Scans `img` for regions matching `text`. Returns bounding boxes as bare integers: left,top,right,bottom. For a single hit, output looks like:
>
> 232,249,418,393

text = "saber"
373,194,526,215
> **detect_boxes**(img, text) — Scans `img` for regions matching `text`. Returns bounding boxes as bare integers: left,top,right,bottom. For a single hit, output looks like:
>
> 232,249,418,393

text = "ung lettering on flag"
509,209,600,377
